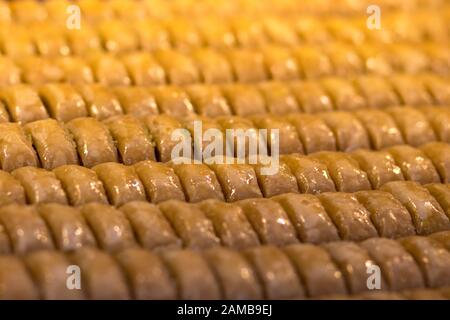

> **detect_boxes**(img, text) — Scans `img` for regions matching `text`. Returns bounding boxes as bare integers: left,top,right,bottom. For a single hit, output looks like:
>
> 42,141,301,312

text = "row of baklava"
1,232,449,299
1,42,448,85
0,181,449,255
1,0,446,24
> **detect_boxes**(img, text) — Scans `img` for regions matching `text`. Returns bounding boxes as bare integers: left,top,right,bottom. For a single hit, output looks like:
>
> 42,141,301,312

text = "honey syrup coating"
66,117,118,168
208,159,263,202
153,50,200,85
286,114,337,154
0,256,39,299
355,191,416,238
419,107,450,144
323,43,364,77
69,247,131,300
12,167,68,205
0,204,54,254
258,82,300,114
37,203,97,252
104,115,156,165
161,249,221,299
317,193,379,241
38,83,87,122
311,152,371,193
0,170,26,205
386,107,436,147
381,181,450,235
203,247,263,299
319,112,370,152
351,150,404,189
119,201,181,250
169,162,224,202
53,165,108,206
353,110,404,150
360,238,425,291
386,145,441,185
158,200,221,250
272,193,340,244
24,119,78,170
399,236,450,288
237,198,299,246
24,251,85,300
289,81,333,113
284,244,347,298
425,184,450,219
244,246,305,299
92,162,147,207
75,84,124,120
164,19,203,50
221,84,266,116
115,248,177,300
80,203,137,253
0,123,39,172
420,142,450,183
352,75,399,109
197,200,260,250
281,154,336,194
252,160,299,198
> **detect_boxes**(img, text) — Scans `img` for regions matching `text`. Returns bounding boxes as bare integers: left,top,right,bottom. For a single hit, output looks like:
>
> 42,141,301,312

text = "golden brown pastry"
75,84,124,120
355,191,416,238
185,85,231,117
65,25,101,55
324,43,364,77
424,184,450,220
263,18,298,46
273,193,340,244
353,75,399,109
97,20,138,53
216,116,260,157
198,200,260,250
381,181,450,235
158,200,221,249
292,46,333,79
112,86,159,117
15,56,63,85
429,231,450,251
203,248,263,299
258,82,300,114
190,48,234,84
148,86,195,117
289,81,333,113
196,17,236,49
418,107,450,144
85,52,131,86
252,160,299,197
388,75,433,106
119,202,181,250
0,56,21,86
420,142,450,183
238,198,299,246
66,117,118,168
30,23,70,57
0,256,39,299
165,19,203,50
419,74,450,105
120,52,166,86
221,84,266,116
261,45,300,81
38,84,87,122
54,56,94,85
154,49,200,85
319,77,365,111
38,203,97,251
0,170,26,205
132,20,170,51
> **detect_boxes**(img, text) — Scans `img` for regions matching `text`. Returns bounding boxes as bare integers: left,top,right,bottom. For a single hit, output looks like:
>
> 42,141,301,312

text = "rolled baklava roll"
0,170,26,205
263,18,298,46
261,45,300,81
419,107,450,144
196,17,236,49
282,154,336,193
221,84,266,116
231,17,267,47
224,49,268,83
273,193,340,244
75,84,123,120
0,256,39,299
54,56,94,85
113,86,159,117
380,181,450,235
115,248,177,300
0,84,48,124
319,112,370,152
93,162,146,206
319,77,365,111
38,84,87,122
24,251,85,300
289,81,333,113
419,74,450,105
198,200,260,250
399,236,450,288
258,82,300,114
69,247,130,300
158,200,221,249
420,142,450,183
354,110,404,149
15,56,64,85
286,114,337,153
360,238,425,291
252,160,299,197
97,20,138,53
293,17,331,44
355,191,416,238
81,203,137,252
387,145,440,184
386,107,436,147
24,119,78,170
38,203,97,251
85,52,131,86
217,116,260,158
238,198,299,246
323,43,364,77
351,150,404,189
203,247,263,299
148,86,194,117
323,241,385,294
65,25,101,55
424,183,450,219
185,85,231,117
104,115,156,165
190,48,234,84
12,167,68,204
284,244,347,297
208,160,263,201
0,123,37,171
66,117,118,168
352,75,399,109
388,75,433,106
0,25,35,57
132,20,170,52
119,202,181,250
311,152,371,193
165,19,203,50
429,231,450,251
0,204,54,254
245,246,305,299
169,162,224,202
134,161,185,203
31,23,70,57
161,249,221,299
292,46,333,79
154,49,200,85
120,52,166,86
